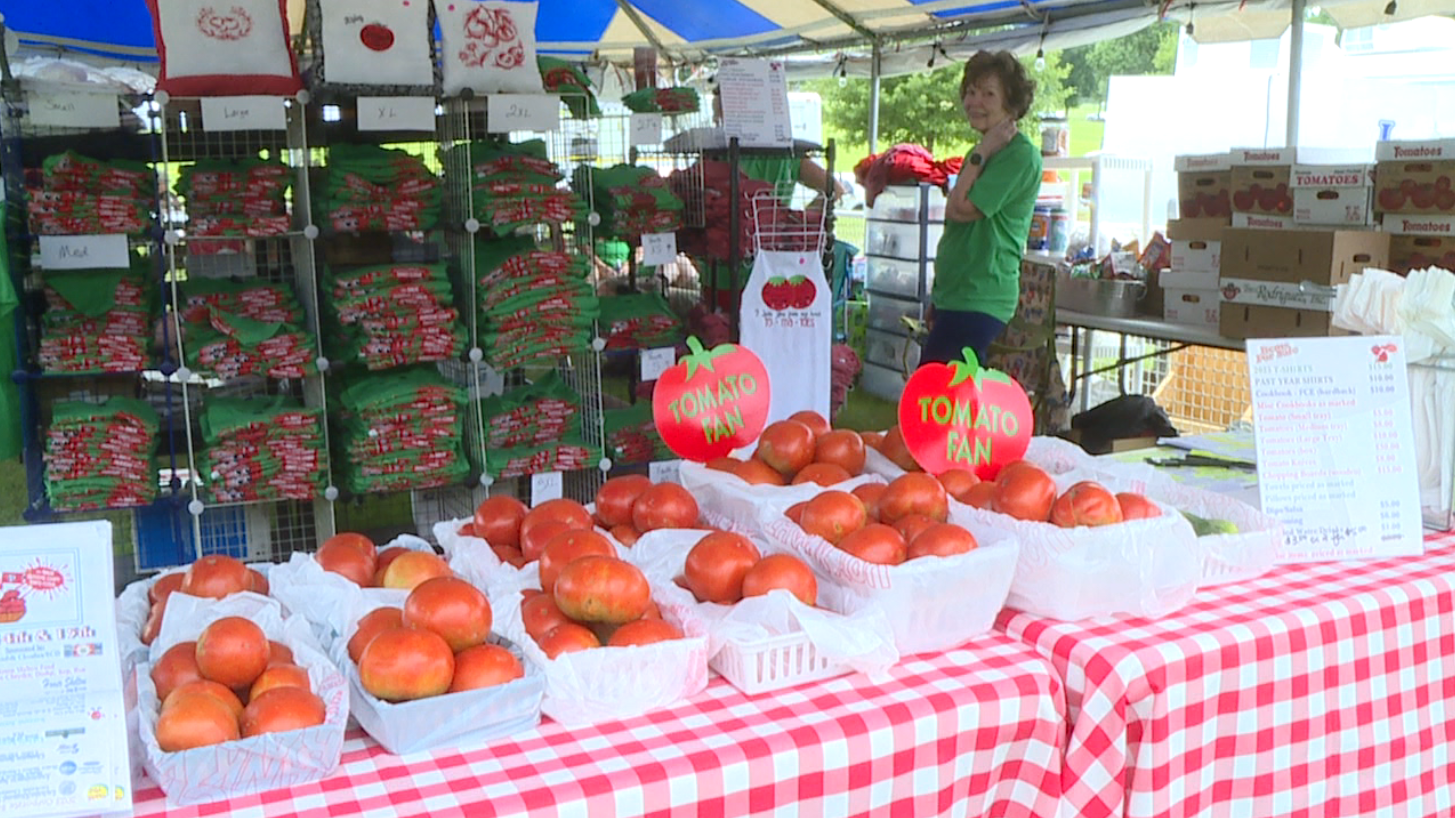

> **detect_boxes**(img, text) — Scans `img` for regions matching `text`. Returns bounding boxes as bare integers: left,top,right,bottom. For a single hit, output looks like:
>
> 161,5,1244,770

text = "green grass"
834,389,898,433
1068,103,1106,158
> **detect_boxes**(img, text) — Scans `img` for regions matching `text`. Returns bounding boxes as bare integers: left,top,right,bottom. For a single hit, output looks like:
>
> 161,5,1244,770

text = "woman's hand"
976,119,1020,160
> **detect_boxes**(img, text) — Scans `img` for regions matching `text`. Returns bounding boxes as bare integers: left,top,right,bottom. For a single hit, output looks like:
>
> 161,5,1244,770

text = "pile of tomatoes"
149,617,325,752
679,532,817,606
785,472,980,566
704,410,874,487
347,575,523,702
313,532,452,589
971,461,1162,527
141,554,269,645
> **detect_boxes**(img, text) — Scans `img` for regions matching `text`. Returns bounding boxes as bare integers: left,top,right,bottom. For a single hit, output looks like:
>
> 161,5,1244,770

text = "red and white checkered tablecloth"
131,634,1064,818
1000,531,1455,818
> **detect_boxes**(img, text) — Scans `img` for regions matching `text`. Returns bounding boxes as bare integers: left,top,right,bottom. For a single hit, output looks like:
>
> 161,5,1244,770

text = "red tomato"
520,520,571,563
683,531,762,603
892,513,937,546
521,593,572,642
706,457,743,473
521,499,594,544
539,530,616,594
150,641,203,703
608,619,684,647
315,540,377,587
632,483,700,532
449,644,524,692
878,426,921,472
180,554,251,599
492,545,528,568
267,640,294,668
149,572,185,606
595,475,653,528
141,603,164,646
378,550,452,591
814,429,867,476
837,524,908,565
162,679,244,721
248,663,311,702
610,525,642,547
741,554,817,605
788,410,832,440
851,483,887,521
537,622,600,659
240,687,327,737
992,465,1057,522
403,577,494,653
373,546,410,585
554,556,652,625
1049,481,1124,528
907,524,978,559
879,473,949,524
785,501,807,524
457,522,478,537
155,692,239,752
348,607,403,664
1116,492,1163,520
248,569,269,596
937,469,981,503
195,616,269,689
753,420,816,478
321,532,376,561
799,491,868,545
734,459,787,486
473,496,529,548
860,431,885,449
963,481,997,509
791,463,853,487
359,628,455,702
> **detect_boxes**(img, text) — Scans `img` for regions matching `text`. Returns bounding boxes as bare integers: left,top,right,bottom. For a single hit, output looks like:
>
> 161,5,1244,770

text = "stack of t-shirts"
447,140,586,235
199,396,326,504
478,371,583,450
598,292,682,351
670,160,777,261
486,437,602,480
177,158,291,238
45,397,158,511
38,260,153,374
326,263,464,371
315,144,441,233
335,367,467,494
622,87,700,114
538,56,601,118
572,164,684,243
476,236,599,369
179,278,314,380
27,151,154,235
604,402,670,465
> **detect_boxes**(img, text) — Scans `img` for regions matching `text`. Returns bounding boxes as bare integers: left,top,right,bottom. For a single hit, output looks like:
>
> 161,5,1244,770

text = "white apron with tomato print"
740,250,832,424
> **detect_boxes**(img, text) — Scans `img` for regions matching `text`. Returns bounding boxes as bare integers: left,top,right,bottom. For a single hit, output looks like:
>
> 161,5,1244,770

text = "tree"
1061,23,1179,104
805,52,1071,161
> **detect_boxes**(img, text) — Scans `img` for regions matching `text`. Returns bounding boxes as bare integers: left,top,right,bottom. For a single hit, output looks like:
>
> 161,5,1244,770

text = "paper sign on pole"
0,521,132,818
1246,335,1423,561
531,471,564,503
642,232,678,266
640,347,676,382
357,96,437,132
649,461,680,484
715,58,793,148
629,113,663,147
486,95,560,133
26,92,120,129
38,235,131,270
199,96,288,131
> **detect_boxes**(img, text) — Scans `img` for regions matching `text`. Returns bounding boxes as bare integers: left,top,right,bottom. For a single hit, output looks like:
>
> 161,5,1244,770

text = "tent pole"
869,40,882,154
1286,0,1305,147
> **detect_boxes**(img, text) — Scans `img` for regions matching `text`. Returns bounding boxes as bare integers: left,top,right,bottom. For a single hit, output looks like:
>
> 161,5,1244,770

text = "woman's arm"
945,119,1021,224
799,156,847,200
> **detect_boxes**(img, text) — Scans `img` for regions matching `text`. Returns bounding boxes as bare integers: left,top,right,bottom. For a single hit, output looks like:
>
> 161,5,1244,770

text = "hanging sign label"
652,337,771,462
200,96,288,131
38,234,130,270
629,113,663,147
1247,336,1423,561
897,348,1033,479
642,232,678,266
26,92,120,129
357,96,437,132
716,57,793,148
486,94,560,133
530,471,564,503
0,521,133,818
640,347,677,382
649,461,681,484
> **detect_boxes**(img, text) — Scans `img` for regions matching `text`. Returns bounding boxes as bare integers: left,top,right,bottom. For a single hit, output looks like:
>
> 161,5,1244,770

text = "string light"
1384,0,1397,14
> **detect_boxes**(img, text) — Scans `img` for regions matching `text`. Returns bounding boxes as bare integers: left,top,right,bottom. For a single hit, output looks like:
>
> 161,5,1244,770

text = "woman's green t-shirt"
932,133,1043,323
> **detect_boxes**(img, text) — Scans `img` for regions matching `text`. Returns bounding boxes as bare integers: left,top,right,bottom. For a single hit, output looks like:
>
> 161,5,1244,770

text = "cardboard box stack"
1166,154,1231,328
1374,138,1455,274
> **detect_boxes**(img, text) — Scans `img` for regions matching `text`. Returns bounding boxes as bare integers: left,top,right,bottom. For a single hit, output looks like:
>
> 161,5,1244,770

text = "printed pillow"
436,0,544,96
147,0,303,96
318,0,434,87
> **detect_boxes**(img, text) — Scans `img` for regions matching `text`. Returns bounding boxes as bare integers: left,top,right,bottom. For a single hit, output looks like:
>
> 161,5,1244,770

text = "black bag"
1069,396,1178,455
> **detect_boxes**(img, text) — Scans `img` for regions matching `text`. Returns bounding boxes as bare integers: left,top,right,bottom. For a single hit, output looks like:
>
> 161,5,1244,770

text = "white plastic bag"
678,460,880,535
136,593,348,806
477,561,710,728
622,529,900,681
268,534,436,645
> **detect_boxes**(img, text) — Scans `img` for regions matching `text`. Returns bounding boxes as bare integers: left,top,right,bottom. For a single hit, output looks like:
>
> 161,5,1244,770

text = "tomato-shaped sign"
653,337,771,462
897,347,1032,479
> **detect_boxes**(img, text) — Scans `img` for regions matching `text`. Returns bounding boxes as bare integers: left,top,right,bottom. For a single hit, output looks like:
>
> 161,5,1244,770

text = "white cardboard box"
1291,164,1375,226
1231,146,1373,166
1233,212,1295,230
1170,239,1221,273
1161,270,1220,289
1375,138,1455,163
1164,288,1221,328
1175,153,1232,172
1382,214,1455,236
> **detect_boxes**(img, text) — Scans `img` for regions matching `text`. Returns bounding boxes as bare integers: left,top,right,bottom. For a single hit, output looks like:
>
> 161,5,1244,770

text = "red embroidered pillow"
437,0,543,96
147,0,303,96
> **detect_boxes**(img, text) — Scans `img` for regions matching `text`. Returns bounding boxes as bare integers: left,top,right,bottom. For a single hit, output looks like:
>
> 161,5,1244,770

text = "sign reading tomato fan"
898,348,1033,479
652,337,771,461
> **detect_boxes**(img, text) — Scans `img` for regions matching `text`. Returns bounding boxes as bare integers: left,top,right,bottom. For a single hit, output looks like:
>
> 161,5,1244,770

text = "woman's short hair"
959,51,1037,121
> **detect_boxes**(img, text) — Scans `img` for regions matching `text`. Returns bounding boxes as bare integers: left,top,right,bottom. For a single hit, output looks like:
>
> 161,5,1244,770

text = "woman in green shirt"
922,51,1043,366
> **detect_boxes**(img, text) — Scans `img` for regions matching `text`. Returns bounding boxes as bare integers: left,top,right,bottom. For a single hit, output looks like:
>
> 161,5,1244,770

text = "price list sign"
1247,336,1423,561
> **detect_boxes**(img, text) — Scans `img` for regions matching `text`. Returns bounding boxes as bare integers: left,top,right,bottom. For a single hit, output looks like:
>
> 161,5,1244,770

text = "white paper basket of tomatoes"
268,534,443,643
622,528,901,695
118,556,276,666
135,593,347,806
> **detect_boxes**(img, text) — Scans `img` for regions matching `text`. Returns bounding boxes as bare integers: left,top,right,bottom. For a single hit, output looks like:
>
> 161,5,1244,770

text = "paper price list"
1247,336,1423,561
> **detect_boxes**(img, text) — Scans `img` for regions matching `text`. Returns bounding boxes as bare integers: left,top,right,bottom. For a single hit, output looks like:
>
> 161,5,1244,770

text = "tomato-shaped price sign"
898,347,1033,479
653,337,771,461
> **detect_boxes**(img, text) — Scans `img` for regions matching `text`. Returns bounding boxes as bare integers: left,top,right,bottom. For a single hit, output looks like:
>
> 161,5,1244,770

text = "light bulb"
1035,53,1046,72
838,74,848,88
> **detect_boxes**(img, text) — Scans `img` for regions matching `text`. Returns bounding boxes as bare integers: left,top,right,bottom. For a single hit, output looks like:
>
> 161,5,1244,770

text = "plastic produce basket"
711,630,852,696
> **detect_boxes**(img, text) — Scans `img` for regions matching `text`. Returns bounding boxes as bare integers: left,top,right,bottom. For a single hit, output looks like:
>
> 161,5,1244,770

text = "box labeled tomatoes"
1375,138,1455,215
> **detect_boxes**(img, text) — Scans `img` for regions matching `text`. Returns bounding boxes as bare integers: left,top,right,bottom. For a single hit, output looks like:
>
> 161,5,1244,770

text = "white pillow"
148,0,302,96
436,0,544,96
319,0,435,87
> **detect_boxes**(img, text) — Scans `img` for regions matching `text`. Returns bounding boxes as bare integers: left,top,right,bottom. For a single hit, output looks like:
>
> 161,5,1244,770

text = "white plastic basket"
711,630,850,696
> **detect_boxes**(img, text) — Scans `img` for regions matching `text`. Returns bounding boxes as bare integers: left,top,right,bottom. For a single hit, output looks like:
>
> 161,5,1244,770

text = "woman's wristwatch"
967,152,985,167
